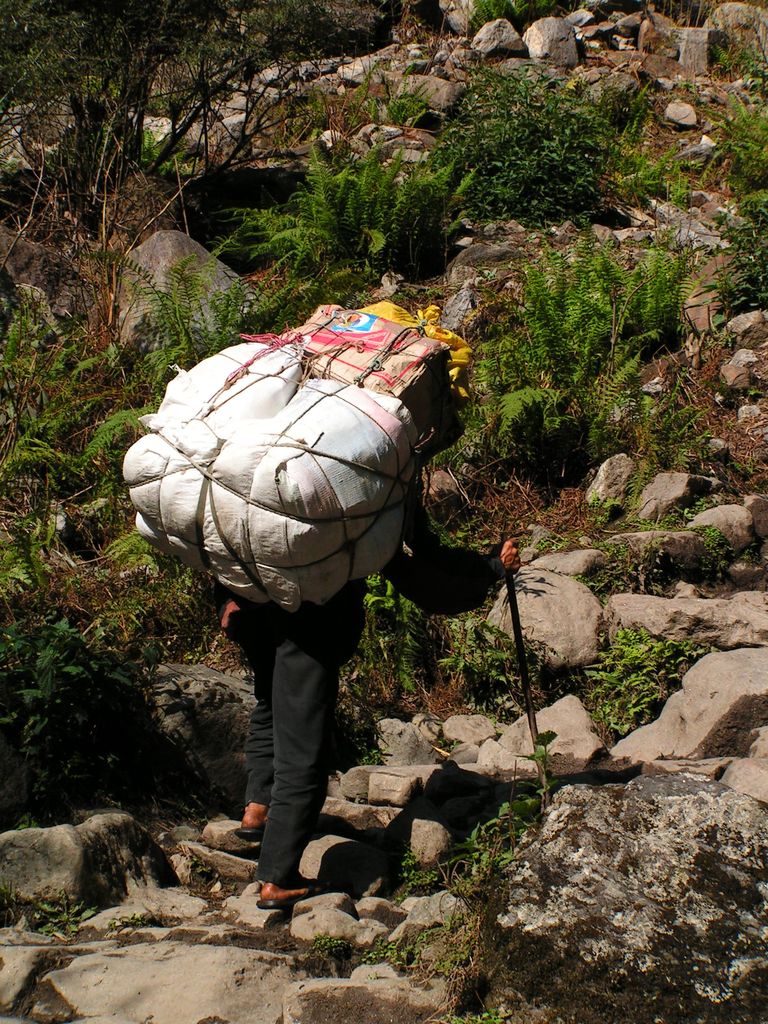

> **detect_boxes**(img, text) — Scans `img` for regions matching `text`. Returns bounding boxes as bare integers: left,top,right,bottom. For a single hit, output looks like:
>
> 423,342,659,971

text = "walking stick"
504,568,549,805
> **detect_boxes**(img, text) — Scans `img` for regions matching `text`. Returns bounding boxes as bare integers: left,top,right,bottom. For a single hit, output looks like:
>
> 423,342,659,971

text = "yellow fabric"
361,301,473,404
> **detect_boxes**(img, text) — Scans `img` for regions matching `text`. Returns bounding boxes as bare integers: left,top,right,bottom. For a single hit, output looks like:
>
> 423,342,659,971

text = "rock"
200,819,255,855
498,695,606,768
745,495,768,538
675,134,716,166
118,230,241,351
439,0,475,34
750,727,768,757
440,282,479,333
495,775,768,1023
721,758,768,803
0,733,28,826
683,253,729,334
727,310,768,348
292,891,357,919
339,764,440,802
727,560,766,590
443,714,496,746
290,906,388,947
677,26,712,72
0,225,81,317
0,813,171,905
605,592,768,650
177,841,258,883
355,897,408,930
448,742,480,764
412,713,442,744
32,943,303,1024
378,719,439,766
349,961,401,981
445,238,524,286
523,17,579,66
221,883,283,930
282,977,445,1024
737,403,762,421
609,530,705,575
0,944,51,1013
424,468,464,517
687,504,754,553
383,798,453,866
721,361,752,388
638,11,679,55
472,19,527,56
532,548,607,577
649,200,725,251
299,835,390,897
664,100,698,128
476,738,528,772
389,891,462,944
642,756,733,779
395,74,466,115
566,9,595,27
151,663,253,807
488,567,603,670
705,2,768,57
586,453,635,505
611,648,768,761
636,471,719,521
369,771,421,807
321,797,399,832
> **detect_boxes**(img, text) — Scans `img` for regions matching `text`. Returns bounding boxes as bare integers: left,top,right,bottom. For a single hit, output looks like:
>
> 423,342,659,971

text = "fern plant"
224,149,457,280
472,240,696,483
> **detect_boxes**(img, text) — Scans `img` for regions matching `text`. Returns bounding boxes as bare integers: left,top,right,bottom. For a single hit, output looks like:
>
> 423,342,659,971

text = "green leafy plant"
472,240,695,483
719,192,768,315
0,619,152,806
310,934,353,959
0,885,95,935
585,628,708,737
396,847,441,898
470,0,556,31
693,525,733,578
438,69,612,226
721,101,768,198
224,149,457,280
439,615,520,712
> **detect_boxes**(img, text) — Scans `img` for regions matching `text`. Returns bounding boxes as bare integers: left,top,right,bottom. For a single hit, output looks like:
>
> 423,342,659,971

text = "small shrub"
0,619,153,806
470,0,556,31
721,101,768,198
438,69,612,226
396,848,440,898
439,614,520,712
310,934,353,959
719,192,768,315
584,628,709,737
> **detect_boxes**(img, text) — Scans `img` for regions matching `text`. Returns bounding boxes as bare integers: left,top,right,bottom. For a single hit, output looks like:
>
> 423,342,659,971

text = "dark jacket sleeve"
383,505,505,615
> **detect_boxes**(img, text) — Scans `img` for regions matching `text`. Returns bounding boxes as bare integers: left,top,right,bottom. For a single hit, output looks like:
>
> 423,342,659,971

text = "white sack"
124,376,417,610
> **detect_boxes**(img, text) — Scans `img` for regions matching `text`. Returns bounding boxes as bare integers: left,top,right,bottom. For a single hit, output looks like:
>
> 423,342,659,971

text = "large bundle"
276,304,463,456
124,338,417,610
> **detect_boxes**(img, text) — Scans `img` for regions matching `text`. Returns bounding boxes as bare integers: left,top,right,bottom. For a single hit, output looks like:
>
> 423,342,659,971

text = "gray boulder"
677,26,713,73
523,17,579,67
727,310,768,348
0,812,172,905
611,648,768,761
394,74,466,114
472,18,527,56
0,224,81,317
283,977,445,1024
151,663,253,807
498,695,606,768
605,592,768,649
687,504,755,553
119,230,241,351
382,797,453,866
664,100,697,129
532,548,607,576
440,282,479,334
609,529,707,572
586,453,635,505
439,0,476,33
636,471,720,521
488,567,603,669
446,237,525,286
299,835,390,897
721,758,768,803
704,1,768,56
495,775,768,1024
389,891,462,944
290,906,388,948
442,714,496,746
377,719,439,766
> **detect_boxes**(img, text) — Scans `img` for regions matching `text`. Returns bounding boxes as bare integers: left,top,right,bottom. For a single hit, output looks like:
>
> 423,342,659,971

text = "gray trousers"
232,582,366,887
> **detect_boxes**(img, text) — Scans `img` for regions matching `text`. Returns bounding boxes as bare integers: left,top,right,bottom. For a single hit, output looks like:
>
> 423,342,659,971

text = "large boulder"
118,230,241,351
0,225,81,317
611,648,768,762
283,977,445,1024
488,567,603,669
687,504,755,553
523,17,579,67
609,530,707,572
377,719,439,766
150,663,253,808
636,471,720,521
586,453,635,505
704,1,768,55
472,19,527,57
439,0,476,34
498,695,606,769
605,591,768,649
0,812,172,905
493,775,768,1024
32,944,304,1024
